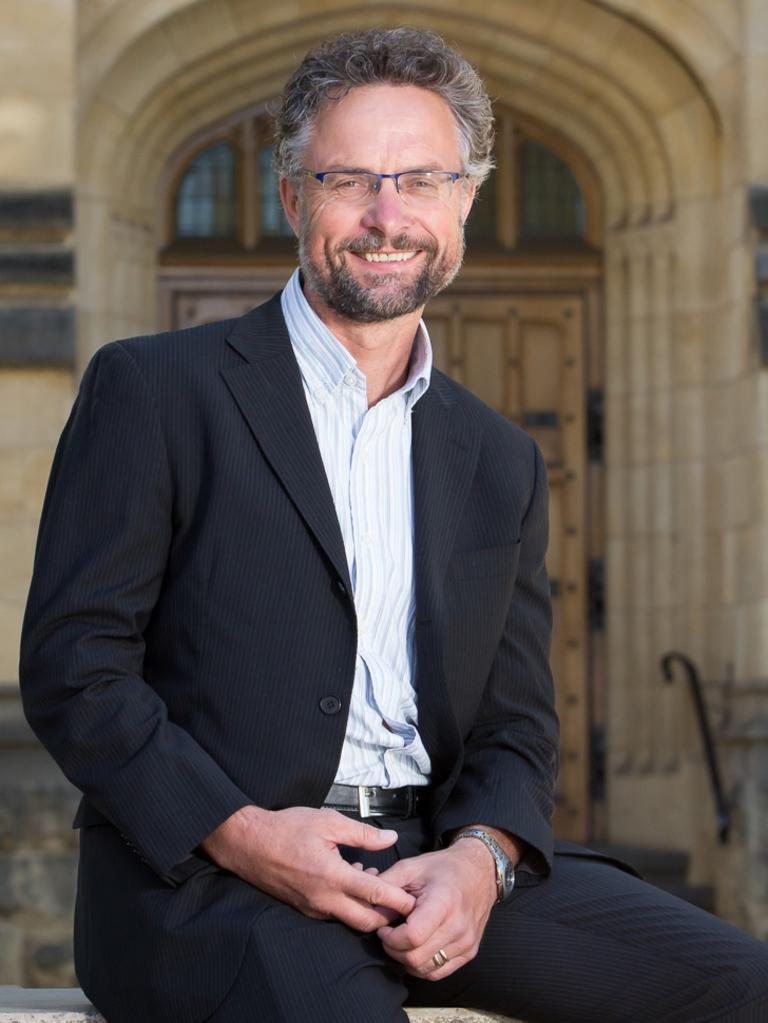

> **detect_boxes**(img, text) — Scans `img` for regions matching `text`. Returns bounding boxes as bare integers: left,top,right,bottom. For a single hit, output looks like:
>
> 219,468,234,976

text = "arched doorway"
157,102,605,842
76,0,730,880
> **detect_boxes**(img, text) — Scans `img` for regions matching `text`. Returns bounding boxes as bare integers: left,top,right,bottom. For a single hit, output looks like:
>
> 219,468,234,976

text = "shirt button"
343,371,357,387
319,696,342,715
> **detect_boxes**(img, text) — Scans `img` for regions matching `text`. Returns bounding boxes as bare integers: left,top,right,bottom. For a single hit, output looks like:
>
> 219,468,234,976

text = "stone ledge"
0,988,522,1022
0,989,102,1023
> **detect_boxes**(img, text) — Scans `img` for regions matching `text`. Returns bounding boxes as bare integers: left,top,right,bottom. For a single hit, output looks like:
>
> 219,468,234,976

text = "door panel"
427,295,588,840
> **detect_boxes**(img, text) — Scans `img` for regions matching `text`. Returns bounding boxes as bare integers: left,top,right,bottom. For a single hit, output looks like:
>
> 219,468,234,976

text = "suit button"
319,696,342,715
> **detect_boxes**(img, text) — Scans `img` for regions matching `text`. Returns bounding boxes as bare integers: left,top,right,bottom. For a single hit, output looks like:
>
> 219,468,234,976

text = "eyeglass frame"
300,169,467,203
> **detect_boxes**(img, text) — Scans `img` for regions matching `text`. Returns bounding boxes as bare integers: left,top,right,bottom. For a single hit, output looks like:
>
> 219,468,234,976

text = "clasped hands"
201,805,504,980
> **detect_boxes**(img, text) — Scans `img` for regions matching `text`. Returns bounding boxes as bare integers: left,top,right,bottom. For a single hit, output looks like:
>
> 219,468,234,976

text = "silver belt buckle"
358,786,372,817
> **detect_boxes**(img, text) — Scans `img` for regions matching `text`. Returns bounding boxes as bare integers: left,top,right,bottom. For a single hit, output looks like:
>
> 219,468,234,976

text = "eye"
402,174,441,195
329,175,366,193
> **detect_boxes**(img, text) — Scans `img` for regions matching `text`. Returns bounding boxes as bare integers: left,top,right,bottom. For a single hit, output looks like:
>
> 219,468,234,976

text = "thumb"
327,813,399,850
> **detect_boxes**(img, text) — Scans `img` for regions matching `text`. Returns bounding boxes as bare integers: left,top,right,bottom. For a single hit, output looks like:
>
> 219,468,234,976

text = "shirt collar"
280,268,432,411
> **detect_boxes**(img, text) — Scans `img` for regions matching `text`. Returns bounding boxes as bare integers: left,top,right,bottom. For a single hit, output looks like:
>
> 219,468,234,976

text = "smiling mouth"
360,251,418,263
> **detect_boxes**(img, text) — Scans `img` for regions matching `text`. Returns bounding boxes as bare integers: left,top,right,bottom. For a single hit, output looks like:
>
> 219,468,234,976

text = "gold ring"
432,948,449,969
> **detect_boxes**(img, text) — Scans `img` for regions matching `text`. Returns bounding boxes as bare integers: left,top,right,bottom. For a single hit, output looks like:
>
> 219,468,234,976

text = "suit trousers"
202,814,768,1023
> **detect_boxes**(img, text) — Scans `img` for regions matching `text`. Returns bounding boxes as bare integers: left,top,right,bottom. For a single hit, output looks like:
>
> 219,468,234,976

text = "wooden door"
426,294,589,840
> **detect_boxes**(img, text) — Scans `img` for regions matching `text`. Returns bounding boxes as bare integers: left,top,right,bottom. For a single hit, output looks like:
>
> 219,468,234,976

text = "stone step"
0,988,523,1022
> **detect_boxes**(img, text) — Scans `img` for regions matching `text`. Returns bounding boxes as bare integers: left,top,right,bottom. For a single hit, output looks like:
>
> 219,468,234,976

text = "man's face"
280,84,476,324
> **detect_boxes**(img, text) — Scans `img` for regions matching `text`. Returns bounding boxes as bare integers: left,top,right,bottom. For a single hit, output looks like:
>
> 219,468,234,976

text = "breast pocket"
447,542,521,581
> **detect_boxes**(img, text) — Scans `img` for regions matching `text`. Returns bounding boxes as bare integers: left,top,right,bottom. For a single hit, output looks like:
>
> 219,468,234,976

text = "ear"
460,179,477,225
279,177,301,236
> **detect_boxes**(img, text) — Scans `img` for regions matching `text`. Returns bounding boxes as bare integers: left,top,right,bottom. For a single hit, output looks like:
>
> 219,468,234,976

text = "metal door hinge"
587,388,604,463
588,557,604,632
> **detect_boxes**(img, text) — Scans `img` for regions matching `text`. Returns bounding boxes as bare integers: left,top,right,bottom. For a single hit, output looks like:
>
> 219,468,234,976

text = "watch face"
503,862,516,897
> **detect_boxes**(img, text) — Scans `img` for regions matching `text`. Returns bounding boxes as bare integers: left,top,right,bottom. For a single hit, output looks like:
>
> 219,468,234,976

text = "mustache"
340,234,437,256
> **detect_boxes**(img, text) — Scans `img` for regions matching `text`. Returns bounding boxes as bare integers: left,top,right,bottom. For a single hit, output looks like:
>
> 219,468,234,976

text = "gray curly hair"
274,27,495,186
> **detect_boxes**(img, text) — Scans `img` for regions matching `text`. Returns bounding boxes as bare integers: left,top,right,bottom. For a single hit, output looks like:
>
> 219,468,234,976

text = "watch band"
451,827,516,902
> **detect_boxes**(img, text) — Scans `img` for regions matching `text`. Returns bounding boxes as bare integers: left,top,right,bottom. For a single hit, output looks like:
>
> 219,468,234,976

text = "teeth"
362,251,416,262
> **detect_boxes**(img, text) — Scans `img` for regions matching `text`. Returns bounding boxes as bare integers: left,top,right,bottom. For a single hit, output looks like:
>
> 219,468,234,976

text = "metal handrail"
661,652,731,844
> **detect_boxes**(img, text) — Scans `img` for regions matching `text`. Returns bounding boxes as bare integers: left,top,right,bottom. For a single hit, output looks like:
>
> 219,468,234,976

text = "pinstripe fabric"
19,293,561,1023
19,293,768,1023
281,269,432,787
200,816,768,1023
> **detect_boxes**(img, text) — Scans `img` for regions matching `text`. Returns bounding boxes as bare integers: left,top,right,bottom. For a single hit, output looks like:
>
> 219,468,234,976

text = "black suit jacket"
19,294,559,1023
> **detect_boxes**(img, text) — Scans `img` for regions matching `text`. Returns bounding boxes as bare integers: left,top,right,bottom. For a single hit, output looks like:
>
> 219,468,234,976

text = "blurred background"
1,0,767,986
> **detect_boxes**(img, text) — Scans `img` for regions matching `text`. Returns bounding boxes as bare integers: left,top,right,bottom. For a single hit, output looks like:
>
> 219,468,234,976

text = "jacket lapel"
221,297,482,779
411,374,482,777
220,295,352,594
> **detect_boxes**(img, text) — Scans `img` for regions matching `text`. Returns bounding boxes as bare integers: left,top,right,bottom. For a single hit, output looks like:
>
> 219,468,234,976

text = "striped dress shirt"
281,269,432,787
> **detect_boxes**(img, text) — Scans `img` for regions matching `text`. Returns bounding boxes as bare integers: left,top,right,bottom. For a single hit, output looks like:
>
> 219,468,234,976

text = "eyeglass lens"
319,172,457,205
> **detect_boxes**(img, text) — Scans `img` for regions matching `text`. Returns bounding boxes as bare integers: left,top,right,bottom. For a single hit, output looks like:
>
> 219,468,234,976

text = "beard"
297,215,466,324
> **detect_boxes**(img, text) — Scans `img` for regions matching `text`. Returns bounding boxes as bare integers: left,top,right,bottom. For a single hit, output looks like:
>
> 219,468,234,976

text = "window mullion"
497,113,517,250
242,118,259,249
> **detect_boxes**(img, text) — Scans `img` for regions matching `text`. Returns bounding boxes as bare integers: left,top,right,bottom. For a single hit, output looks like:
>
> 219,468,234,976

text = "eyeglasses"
302,170,466,206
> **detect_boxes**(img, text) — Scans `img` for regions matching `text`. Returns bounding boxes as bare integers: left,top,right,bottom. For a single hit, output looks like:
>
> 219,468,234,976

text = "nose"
359,178,415,235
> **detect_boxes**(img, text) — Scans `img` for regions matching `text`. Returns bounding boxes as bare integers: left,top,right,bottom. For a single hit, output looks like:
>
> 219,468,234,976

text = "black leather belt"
323,783,430,819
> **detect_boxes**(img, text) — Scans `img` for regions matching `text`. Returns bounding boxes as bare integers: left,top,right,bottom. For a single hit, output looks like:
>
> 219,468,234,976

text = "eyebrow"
320,164,449,174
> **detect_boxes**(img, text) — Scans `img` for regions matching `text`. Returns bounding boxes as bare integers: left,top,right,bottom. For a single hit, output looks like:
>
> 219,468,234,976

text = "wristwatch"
451,827,516,902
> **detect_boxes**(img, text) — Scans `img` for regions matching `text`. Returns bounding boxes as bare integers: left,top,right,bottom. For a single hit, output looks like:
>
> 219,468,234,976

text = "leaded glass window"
519,140,584,240
175,141,238,239
259,146,293,238
167,108,595,255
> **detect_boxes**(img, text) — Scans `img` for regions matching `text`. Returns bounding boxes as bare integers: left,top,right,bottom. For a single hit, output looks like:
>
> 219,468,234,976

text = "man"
19,26,768,1023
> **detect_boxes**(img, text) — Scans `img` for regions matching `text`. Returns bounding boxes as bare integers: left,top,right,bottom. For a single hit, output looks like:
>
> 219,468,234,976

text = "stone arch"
76,0,729,358
75,0,747,861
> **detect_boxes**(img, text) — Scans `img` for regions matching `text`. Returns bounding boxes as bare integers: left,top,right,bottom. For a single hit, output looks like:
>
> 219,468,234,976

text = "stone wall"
0,753,79,986
0,0,77,696
0,0,79,985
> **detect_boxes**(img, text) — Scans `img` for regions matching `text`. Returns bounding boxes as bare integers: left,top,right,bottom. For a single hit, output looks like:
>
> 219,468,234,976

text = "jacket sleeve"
19,342,253,884
434,438,559,873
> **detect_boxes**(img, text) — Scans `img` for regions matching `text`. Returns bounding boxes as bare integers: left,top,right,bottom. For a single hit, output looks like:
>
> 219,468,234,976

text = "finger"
376,858,419,888
377,894,447,952
374,904,403,926
350,863,379,875
411,952,471,982
411,935,467,978
384,932,468,979
326,895,410,934
324,812,400,851
340,863,416,917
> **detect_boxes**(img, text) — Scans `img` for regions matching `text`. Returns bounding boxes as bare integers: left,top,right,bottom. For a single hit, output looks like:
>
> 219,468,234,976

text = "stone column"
0,0,77,689
648,244,679,770
626,243,654,772
604,243,632,774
